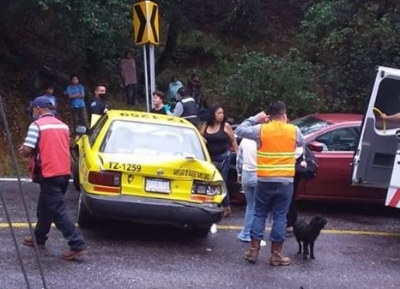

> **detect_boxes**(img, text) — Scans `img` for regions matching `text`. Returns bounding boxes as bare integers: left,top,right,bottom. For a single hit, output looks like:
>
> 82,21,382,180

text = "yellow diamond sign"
133,1,159,45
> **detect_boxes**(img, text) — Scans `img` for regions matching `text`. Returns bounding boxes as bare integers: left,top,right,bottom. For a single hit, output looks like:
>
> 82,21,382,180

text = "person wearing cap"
18,96,88,260
234,100,305,266
173,87,200,127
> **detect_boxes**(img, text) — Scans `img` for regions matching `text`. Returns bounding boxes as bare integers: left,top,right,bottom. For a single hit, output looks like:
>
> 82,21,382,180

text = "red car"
228,114,386,204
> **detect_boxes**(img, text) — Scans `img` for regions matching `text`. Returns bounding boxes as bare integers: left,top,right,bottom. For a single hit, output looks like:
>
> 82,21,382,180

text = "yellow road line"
1,223,400,237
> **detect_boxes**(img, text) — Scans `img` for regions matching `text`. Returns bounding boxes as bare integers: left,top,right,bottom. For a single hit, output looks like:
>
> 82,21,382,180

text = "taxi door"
351,66,400,208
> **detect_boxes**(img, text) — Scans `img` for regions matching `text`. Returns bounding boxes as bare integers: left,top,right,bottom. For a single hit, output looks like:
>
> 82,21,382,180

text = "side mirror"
75,125,87,135
308,141,324,152
396,129,400,141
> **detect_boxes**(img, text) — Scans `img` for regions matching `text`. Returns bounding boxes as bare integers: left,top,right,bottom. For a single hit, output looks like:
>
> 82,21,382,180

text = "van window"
373,77,400,130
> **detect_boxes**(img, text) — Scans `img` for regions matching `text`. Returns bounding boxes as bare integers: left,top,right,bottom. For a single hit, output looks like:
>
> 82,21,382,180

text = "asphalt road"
0,180,400,289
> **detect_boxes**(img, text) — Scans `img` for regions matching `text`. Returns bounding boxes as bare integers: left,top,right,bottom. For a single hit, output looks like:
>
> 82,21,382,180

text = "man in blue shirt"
66,75,88,130
40,84,57,117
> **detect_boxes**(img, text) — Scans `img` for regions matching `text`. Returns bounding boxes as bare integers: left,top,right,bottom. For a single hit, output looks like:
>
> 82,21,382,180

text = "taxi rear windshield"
100,120,206,160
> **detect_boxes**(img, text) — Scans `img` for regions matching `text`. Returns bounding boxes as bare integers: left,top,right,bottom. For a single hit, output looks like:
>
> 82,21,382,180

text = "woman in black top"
150,91,171,115
200,105,238,217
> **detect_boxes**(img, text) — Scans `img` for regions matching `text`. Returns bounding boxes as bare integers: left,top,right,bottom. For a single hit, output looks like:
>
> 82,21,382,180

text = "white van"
352,66,400,209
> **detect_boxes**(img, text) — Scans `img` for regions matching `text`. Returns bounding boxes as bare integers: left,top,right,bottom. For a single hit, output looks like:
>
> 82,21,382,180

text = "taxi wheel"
72,162,80,192
191,225,211,238
78,193,97,228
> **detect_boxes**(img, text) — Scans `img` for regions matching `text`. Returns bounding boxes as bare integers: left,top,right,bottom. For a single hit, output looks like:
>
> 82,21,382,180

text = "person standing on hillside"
235,101,304,266
167,75,183,103
119,49,138,106
40,84,58,118
187,71,202,106
19,96,88,260
66,75,88,130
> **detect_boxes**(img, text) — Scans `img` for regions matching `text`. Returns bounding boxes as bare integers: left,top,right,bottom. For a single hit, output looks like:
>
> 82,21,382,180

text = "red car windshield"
291,115,332,136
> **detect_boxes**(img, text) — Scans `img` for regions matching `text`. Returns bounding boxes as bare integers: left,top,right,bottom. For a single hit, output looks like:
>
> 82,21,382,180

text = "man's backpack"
295,145,318,181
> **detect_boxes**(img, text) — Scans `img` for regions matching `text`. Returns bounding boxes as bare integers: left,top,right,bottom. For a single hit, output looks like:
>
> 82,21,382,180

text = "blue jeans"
237,171,257,241
250,181,293,243
211,152,231,207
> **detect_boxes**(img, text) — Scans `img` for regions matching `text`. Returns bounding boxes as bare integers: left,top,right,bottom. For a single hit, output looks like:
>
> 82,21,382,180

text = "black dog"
293,216,327,260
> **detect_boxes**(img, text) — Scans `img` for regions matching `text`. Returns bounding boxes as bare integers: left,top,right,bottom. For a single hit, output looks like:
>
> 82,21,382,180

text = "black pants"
34,175,86,250
286,175,300,228
125,84,138,106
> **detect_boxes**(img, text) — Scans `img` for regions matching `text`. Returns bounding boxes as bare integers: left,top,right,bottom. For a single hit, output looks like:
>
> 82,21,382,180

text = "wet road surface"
0,180,400,289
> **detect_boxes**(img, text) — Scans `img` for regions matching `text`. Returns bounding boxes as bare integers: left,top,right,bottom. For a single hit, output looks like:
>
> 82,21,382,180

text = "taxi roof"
104,109,194,127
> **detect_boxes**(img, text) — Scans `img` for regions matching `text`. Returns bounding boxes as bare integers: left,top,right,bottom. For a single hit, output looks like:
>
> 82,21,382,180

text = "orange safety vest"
257,121,297,178
33,115,71,178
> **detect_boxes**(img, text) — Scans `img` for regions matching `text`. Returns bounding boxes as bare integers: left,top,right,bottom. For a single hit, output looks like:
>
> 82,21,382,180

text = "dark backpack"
295,145,318,180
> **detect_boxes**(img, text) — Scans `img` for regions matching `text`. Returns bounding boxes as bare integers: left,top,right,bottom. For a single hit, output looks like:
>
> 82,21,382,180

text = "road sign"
133,1,159,46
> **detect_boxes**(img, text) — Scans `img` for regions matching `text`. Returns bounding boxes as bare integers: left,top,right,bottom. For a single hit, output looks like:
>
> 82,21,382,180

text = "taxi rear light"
192,181,222,196
88,171,121,187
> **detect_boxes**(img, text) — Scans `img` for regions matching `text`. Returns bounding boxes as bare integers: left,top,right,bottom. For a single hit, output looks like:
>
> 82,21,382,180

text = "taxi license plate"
145,178,171,194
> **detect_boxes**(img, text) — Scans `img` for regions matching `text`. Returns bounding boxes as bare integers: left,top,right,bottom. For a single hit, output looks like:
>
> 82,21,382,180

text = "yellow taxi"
71,110,225,237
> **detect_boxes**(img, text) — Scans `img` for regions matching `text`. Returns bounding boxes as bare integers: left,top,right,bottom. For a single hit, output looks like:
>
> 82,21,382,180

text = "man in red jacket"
19,96,87,260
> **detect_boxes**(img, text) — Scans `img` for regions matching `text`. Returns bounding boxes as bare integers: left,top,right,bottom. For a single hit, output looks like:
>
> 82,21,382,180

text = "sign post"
133,1,159,112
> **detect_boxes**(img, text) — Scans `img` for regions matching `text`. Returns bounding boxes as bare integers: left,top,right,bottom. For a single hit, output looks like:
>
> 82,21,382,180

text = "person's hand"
18,145,24,155
381,113,388,119
237,175,242,184
254,111,269,123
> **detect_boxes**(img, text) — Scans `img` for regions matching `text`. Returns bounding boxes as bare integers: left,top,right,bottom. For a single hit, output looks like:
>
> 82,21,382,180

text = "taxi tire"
191,225,211,238
72,162,80,192
78,193,97,228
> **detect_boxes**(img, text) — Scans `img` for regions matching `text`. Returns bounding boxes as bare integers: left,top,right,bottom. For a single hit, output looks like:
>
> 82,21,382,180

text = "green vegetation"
0,0,399,175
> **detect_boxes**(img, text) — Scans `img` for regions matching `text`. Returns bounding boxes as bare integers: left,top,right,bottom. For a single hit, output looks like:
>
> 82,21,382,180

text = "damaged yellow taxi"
71,110,225,237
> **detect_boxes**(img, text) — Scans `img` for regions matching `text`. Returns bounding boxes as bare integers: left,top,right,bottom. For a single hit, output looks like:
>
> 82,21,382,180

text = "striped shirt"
23,123,40,149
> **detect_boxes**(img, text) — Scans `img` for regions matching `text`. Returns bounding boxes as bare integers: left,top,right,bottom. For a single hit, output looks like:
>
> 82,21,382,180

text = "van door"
386,138,400,208
351,66,400,194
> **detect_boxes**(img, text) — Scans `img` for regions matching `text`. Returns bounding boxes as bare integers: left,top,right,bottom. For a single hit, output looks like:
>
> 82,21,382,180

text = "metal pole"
143,45,150,112
149,44,156,109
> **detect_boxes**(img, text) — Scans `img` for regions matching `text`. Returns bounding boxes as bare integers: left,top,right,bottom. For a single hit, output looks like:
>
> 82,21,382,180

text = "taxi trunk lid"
98,154,222,202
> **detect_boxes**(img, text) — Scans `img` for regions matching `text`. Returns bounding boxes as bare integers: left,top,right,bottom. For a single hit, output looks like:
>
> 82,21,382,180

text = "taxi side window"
89,115,108,147
315,127,359,151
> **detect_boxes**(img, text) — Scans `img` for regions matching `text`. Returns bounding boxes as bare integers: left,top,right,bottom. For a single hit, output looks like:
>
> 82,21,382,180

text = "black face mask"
99,93,107,98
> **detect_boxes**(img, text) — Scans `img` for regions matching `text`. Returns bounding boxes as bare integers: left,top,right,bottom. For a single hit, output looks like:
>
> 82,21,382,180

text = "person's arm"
18,123,39,157
236,144,244,183
173,102,184,117
66,86,78,99
225,122,238,154
78,85,85,98
234,112,269,143
296,127,305,147
382,113,400,121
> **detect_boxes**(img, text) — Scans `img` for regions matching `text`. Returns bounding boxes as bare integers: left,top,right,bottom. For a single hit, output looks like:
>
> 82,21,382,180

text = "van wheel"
78,193,97,229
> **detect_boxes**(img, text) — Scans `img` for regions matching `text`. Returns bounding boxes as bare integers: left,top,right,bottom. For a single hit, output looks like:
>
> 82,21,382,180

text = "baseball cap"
31,96,53,109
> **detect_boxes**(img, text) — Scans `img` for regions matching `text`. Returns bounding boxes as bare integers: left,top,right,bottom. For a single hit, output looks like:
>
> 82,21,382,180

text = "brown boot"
270,242,291,266
22,236,45,249
244,239,261,263
61,248,88,260
223,206,232,218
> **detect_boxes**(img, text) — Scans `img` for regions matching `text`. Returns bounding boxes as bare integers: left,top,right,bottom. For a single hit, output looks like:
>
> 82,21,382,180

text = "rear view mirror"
308,141,324,152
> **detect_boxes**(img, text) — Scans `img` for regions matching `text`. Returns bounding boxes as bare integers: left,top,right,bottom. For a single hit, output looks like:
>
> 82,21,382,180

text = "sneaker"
61,248,88,260
237,235,251,242
22,237,45,249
